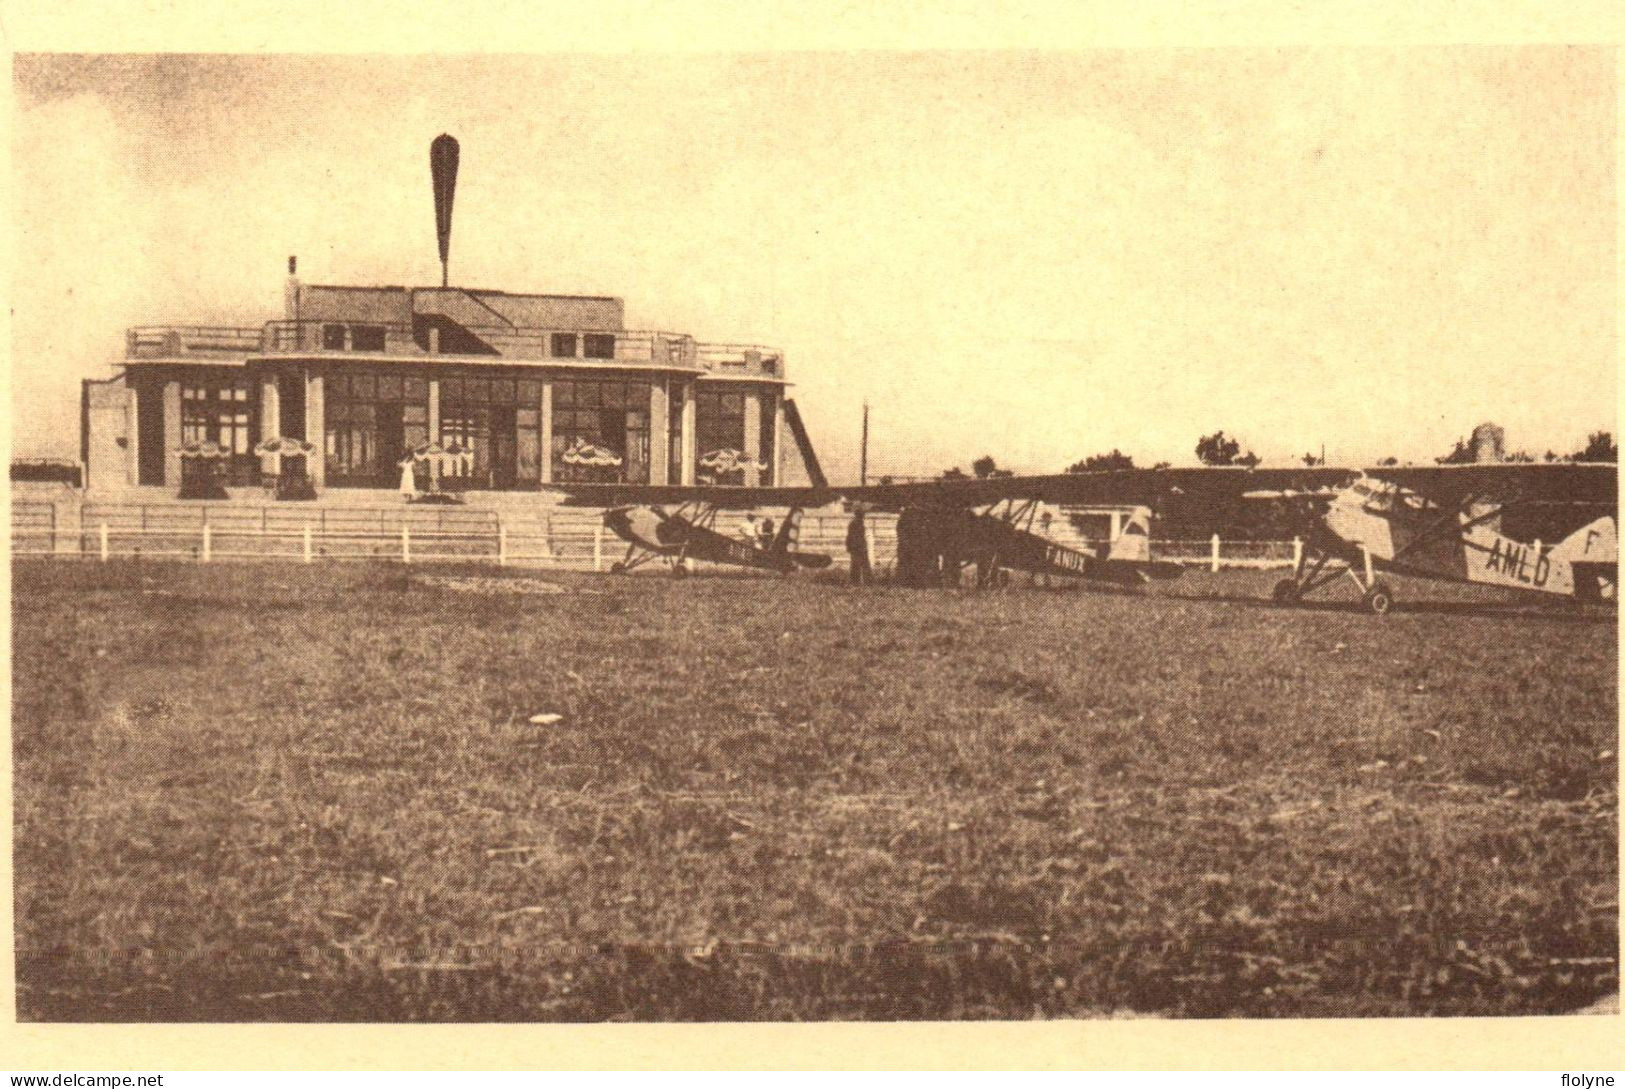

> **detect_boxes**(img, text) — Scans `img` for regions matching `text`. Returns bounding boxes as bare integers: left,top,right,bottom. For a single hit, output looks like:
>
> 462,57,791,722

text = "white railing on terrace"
12,501,1298,574
125,322,786,379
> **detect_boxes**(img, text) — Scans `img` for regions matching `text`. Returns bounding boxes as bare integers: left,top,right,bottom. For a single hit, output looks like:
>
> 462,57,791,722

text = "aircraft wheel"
1272,578,1301,604
670,564,689,580
610,561,626,574
1363,581,1394,616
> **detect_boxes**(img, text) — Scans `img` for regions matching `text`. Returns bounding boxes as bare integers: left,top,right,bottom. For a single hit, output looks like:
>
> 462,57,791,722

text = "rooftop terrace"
123,321,785,380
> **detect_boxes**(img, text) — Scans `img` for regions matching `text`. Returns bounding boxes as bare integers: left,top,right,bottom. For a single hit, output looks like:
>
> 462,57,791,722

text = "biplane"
593,490,834,577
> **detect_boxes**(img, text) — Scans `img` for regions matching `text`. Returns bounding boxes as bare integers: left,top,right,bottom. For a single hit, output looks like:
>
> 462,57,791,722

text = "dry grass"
11,560,1617,1020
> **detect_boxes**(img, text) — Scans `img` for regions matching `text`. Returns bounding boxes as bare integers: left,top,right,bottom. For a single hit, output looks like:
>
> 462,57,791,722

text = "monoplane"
580,487,834,577
551,460,1616,610
892,500,1183,588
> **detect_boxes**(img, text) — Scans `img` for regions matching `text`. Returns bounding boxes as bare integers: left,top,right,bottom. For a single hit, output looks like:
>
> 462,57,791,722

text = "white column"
162,379,181,488
125,385,140,486
743,388,762,488
428,377,441,489
539,377,553,484
305,369,325,487
259,374,281,478
680,385,697,486
771,393,785,488
649,380,669,485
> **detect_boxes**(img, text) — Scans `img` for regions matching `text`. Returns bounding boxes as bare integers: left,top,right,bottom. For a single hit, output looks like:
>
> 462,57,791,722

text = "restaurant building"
82,260,823,499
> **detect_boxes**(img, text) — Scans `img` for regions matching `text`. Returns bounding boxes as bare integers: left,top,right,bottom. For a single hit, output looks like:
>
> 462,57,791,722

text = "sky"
10,48,1616,480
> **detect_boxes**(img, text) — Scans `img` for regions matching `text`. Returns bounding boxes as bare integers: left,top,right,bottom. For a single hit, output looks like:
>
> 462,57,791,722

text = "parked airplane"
1251,468,1617,614
893,499,1183,588
598,494,832,577
554,460,1616,612
554,483,1181,585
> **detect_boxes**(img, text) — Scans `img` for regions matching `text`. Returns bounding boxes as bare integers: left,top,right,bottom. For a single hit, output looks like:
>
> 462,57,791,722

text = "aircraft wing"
835,467,1359,509
1362,463,1617,507
840,464,1619,510
546,483,839,509
546,463,1615,512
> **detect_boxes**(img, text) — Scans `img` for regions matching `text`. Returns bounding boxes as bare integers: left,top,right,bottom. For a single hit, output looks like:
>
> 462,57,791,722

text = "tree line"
939,430,1616,480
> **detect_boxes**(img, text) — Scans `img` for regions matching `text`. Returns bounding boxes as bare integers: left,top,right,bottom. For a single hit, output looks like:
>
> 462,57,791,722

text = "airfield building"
81,261,822,497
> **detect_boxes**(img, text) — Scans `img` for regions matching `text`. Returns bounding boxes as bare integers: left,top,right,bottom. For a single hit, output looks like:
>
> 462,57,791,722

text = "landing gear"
1362,581,1394,616
610,561,626,574
1273,543,1395,615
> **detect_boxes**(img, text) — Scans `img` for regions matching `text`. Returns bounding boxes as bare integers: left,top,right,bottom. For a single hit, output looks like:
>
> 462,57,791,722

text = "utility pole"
860,401,869,486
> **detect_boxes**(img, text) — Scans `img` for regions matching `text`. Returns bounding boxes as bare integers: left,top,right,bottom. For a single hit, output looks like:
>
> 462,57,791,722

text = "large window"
694,386,747,485
551,377,650,484
181,376,256,485
440,374,542,489
325,369,429,486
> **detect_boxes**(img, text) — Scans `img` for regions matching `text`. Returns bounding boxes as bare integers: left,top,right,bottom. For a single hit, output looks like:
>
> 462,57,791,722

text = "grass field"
11,560,1618,1020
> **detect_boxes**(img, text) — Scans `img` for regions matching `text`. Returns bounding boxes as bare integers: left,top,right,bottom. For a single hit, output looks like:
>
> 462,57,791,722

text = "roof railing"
124,321,785,377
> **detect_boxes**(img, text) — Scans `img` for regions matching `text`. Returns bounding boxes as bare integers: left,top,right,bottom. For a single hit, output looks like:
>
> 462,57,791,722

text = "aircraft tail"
770,508,803,556
1101,505,1182,581
1549,515,1617,565
1106,506,1154,563
770,507,834,569
1552,515,1617,602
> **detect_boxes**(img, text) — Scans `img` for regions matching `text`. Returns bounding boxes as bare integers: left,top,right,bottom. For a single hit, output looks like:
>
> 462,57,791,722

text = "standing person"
757,517,776,551
398,455,418,501
846,509,871,586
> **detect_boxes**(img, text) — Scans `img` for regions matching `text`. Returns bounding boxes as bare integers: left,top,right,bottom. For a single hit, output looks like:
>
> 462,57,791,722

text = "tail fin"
772,507,834,569
1107,506,1154,563
770,507,804,556
1550,516,1617,564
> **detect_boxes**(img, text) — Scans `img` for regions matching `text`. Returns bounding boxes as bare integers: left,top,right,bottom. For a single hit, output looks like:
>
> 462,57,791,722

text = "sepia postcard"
3,1,1620,1073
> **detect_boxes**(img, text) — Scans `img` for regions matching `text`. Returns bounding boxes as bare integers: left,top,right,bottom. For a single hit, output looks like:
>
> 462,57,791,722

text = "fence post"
202,523,212,563
402,525,411,564
498,524,507,567
593,524,603,572
1292,536,1302,570
1210,533,1221,573
100,522,109,563
304,525,313,564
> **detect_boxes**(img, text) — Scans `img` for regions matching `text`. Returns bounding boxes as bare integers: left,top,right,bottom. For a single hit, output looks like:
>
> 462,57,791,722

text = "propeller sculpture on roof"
431,133,459,289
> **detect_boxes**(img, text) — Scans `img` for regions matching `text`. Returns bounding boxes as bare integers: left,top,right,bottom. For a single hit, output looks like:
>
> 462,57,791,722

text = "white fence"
11,501,1298,574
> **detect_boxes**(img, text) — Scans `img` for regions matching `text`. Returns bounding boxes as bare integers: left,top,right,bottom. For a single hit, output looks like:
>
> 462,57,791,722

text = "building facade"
83,265,821,497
